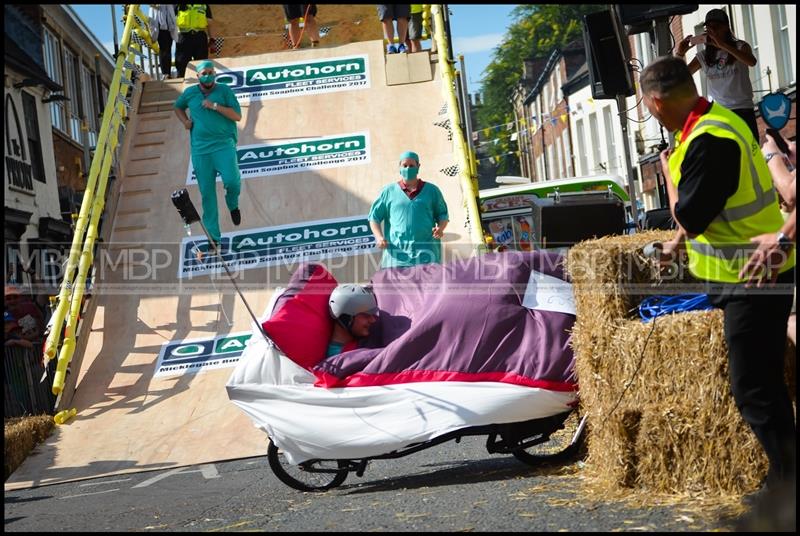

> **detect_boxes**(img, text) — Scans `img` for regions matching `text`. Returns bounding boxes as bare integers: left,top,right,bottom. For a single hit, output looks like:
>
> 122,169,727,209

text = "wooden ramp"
5,40,473,490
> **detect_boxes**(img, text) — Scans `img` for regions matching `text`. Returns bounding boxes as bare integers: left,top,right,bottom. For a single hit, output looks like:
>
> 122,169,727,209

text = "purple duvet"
313,251,577,391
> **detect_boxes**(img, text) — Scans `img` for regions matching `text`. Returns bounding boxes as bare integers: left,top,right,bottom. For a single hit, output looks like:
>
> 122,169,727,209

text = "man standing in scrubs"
369,151,449,268
174,59,242,257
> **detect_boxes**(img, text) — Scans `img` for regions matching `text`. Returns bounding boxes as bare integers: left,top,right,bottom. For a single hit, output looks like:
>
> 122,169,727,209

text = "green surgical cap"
399,151,419,163
196,60,214,72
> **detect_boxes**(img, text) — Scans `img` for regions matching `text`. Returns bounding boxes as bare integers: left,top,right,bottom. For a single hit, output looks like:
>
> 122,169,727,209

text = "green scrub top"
174,83,241,155
368,181,449,268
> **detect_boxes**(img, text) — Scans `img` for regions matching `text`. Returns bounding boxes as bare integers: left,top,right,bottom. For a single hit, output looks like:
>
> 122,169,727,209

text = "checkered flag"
439,164,460,177
209,37,224,57
282,31,294,48
438,103,448,116
123,60,143,76
433,118,453,141
130,31,148,49
319,26,331,37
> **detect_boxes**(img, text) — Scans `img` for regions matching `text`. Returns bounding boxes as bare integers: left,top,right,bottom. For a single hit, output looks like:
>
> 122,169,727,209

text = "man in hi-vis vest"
175,4,214,78
640,56,795,503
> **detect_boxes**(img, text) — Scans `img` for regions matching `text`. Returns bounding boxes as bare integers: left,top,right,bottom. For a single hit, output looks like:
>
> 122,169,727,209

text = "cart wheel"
512,412,586,466
267,440,349,492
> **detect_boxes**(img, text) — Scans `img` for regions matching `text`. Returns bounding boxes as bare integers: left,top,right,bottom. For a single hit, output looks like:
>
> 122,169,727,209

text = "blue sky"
69,4,519,95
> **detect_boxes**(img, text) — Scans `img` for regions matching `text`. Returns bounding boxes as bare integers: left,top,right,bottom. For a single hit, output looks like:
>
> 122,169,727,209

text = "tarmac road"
5,435,755,532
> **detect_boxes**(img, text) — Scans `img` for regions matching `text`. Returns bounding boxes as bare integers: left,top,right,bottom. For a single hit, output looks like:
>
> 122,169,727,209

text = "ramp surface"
6,39,473,490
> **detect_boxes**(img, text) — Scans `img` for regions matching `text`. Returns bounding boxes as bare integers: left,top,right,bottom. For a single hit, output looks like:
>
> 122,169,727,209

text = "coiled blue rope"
638,294,714,322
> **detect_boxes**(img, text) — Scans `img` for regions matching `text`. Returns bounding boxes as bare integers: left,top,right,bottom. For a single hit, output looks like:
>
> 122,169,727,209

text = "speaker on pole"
582,10,635,100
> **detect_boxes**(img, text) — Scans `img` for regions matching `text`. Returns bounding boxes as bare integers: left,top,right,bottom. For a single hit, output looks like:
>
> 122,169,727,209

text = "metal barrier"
4,344,57,418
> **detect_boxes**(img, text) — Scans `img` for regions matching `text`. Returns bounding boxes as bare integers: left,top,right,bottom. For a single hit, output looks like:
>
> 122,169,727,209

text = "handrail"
44,5,155,397
430,5,487,254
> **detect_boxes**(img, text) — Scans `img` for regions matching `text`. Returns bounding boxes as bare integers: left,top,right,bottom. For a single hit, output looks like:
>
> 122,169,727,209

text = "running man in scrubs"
369,151,449,268
174,59,242,256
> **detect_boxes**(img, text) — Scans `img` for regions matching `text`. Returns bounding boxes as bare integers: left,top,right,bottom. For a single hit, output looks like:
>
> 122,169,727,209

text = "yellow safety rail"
430,5,487,253
43,5,156,396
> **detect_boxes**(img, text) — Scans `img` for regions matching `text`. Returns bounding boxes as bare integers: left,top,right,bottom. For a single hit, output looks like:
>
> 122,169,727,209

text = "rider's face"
350,312,377,338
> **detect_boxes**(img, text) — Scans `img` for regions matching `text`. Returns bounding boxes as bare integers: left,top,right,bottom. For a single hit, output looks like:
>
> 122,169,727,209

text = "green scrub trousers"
193,146,240,244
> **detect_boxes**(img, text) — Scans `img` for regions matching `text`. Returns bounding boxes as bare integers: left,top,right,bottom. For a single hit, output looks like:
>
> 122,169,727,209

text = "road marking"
60,488,120,499
79,478,132,487
132,464,220,488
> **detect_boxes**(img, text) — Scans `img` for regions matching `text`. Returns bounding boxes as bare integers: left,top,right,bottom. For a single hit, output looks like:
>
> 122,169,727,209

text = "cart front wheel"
267,439,349,492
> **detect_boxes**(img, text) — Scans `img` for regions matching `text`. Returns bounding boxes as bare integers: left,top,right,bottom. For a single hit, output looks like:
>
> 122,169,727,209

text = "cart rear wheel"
267,440,349,492
512,413,586,466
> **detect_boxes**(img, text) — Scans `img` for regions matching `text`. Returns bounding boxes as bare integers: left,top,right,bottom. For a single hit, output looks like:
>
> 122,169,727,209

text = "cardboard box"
385,51,432,86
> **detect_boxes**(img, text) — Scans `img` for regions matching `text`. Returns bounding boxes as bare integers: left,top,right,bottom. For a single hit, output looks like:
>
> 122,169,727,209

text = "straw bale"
566,232,795,495
4,415,54,480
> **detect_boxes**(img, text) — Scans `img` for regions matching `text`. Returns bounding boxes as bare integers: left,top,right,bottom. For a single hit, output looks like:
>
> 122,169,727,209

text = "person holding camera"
674,9,759,139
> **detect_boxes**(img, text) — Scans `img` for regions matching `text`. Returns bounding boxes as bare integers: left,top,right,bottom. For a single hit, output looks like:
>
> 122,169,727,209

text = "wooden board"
5,39,472,490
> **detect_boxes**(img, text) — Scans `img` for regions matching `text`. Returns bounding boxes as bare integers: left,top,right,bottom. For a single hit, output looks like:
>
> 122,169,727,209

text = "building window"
63,47,82,143
42,27,65,133
576,118,587,176
561,129,570,178
740,6,762,95
770,5,794,88
589,112,602,172
80,63,99,148
21,92,46,184
554,140,562,180
603,106,618,174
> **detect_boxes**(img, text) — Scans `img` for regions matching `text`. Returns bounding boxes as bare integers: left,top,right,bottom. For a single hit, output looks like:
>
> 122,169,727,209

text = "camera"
689,34,707,46
171,188,201,225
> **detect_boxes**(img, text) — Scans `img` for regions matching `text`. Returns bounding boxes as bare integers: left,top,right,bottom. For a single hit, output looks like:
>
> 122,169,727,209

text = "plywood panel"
6,38,472,490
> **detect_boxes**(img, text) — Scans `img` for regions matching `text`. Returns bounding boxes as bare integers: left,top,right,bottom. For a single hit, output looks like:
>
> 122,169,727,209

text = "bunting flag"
551,118,557,126
209,37,225,57
560,114,567,123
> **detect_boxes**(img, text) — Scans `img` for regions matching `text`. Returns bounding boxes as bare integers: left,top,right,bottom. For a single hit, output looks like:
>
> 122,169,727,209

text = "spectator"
174,4,214,79
4,310,33,349
149,4,179,79
406,5,423,53
283,4,320,48
327,284,379,357
174,60,243,258
674,8,759,139
377,5,410,54
641,56,795,506
369,151,449,268
762,133,796,212
4,285,44,344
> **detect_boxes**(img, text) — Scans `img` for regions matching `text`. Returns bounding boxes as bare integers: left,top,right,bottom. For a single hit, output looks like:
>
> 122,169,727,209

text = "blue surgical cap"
399,151,419,163
196,60,215,72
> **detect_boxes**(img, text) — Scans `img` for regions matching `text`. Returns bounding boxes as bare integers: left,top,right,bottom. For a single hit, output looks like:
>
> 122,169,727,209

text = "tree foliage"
476,5,602,175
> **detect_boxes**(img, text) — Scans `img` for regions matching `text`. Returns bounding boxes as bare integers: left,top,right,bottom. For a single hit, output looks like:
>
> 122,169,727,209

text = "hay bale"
4,415,54,481
566,232,795,495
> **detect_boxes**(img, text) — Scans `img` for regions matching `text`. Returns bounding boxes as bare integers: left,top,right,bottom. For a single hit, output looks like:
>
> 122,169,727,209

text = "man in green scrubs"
174,59,242,256
369,151,449,268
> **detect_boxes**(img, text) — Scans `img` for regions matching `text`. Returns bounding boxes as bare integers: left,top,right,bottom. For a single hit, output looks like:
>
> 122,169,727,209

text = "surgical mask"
399,166,419,181
199,74,215,85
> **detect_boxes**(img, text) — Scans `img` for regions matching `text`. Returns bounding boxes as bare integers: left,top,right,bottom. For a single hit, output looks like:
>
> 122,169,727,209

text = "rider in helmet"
327,284,379,357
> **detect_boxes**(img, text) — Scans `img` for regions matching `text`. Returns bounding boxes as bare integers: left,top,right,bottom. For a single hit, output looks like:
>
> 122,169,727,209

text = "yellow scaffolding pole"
430,5,487,254
45,5,154,396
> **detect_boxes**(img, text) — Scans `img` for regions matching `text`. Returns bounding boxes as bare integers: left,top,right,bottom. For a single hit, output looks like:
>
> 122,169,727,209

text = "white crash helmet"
329,284,378,329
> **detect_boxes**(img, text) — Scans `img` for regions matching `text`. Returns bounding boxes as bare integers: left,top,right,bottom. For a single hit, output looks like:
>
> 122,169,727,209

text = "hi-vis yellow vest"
176,5,208,32
669,103,795,283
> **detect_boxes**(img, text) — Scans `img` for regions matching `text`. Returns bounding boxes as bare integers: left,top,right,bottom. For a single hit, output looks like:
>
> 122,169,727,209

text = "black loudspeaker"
582,10,635,100
644,208,676,230
530,196,626,249
616,4,699,35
